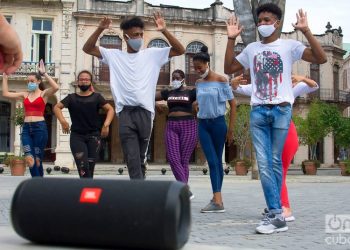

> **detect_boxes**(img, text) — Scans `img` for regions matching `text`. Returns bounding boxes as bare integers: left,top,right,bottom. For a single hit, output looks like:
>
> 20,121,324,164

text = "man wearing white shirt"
83,13,185,179
224,3,327,234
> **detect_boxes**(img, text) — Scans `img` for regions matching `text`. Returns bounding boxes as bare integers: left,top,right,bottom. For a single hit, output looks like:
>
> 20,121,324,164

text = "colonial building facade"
0,0,347,168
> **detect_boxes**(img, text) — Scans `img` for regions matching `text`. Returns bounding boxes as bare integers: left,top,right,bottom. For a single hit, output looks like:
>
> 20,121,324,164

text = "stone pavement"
0,165,350,250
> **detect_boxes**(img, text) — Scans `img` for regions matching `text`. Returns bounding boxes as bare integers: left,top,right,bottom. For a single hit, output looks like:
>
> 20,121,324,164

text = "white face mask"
170,79,184,90
199,67,209,79
258,22,277,38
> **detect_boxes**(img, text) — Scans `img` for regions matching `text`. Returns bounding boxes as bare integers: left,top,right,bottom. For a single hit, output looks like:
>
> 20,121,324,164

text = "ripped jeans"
70,132,101,178
22,121,48,177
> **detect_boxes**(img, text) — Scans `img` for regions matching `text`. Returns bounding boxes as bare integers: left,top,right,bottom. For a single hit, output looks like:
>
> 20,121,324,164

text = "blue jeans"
250,105,292,215
21,121,48,177
198,116,227,193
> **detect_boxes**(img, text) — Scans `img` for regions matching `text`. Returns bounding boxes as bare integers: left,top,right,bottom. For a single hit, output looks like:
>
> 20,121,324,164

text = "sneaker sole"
285,216,295,222
200,210,226,213
256,226,288,234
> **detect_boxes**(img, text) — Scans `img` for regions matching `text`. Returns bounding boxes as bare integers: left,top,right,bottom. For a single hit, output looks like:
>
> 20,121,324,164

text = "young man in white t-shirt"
224,3,327,234
83,13,185,179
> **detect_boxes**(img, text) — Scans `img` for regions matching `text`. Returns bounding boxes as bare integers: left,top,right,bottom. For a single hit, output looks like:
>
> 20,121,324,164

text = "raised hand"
231,74,248,90
37,59,46,75
292,9,309,33
226,15,243,39
153,12,166,32
99,17,112,30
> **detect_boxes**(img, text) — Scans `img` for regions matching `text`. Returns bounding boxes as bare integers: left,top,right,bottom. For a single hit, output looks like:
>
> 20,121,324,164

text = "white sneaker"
285,215,295,222
256,215,288,234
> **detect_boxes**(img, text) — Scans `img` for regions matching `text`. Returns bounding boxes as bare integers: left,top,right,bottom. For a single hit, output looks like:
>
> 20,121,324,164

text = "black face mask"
78,84,91,92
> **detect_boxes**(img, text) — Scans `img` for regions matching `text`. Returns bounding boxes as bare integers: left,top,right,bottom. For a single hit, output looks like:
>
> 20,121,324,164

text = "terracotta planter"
339,162,350,176
10,159,26,176
233,161,248,176
303,161,317,175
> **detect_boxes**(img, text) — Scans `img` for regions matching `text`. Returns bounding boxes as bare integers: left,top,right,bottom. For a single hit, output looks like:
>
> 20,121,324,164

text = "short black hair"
172,69,185,79
256,3,282,20
77,70,93,81
193,45,210,63
120,16,144,31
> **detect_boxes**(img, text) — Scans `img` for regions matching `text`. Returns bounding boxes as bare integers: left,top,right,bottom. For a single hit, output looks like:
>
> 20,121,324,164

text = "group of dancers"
0,2,327,234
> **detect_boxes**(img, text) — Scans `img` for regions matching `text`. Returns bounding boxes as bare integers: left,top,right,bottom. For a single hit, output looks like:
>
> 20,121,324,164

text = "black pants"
119,106,152,179
70,132,101,178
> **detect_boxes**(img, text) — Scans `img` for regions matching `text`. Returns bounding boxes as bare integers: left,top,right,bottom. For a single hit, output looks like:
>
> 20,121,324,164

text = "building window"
185,41,205,86
5,16,12,24
309,63,320,98
334,64,340,101
0,102,11,152
95,35,122,82
343,69,348,90
31,19,53,63
148,39,170,85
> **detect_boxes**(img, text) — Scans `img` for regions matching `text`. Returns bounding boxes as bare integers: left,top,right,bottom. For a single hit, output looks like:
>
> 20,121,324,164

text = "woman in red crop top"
155,69,197,199
2,59,59,177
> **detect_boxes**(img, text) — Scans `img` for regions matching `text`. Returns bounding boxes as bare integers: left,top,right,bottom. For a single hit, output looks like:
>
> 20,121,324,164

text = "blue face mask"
27,82,38,92
125,34,143,52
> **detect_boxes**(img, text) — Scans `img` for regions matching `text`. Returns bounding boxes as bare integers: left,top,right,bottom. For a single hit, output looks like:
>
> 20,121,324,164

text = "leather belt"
258,102,290,108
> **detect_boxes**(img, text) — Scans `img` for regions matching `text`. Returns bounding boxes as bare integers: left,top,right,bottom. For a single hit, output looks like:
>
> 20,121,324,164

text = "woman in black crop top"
155,69,197,199
54,70,114,178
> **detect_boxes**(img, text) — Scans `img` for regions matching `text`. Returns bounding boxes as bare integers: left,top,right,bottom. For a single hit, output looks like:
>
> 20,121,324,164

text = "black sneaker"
256,214,288,234
261,208,269,216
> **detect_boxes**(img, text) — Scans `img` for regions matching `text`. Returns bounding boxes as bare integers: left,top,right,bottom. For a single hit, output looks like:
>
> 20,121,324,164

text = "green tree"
233,105,251,159
334,117,350,160
294,100,341,160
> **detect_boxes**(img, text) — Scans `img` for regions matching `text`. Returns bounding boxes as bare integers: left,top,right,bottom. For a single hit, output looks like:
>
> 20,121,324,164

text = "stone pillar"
174,27,184,72
136,0,144,16
54,0,77,168
323,134,334,167
212,30,224,75
294,144,309,166
13,101,22,156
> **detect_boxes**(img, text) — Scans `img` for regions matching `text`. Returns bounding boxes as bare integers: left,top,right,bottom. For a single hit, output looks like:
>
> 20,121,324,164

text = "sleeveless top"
23,95,46,116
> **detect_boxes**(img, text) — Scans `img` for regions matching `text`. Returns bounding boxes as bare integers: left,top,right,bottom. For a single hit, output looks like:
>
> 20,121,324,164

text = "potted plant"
226,104,252,175
338,159,350,176
4,105,26,176
230,158,252,176
294,101,339,175
334,117,350,175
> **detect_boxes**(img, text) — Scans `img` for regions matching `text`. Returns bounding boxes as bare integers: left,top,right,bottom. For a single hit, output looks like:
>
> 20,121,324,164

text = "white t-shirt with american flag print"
236,39,306,105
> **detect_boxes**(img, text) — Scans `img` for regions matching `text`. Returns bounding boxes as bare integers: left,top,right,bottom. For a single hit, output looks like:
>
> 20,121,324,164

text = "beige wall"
1,0,348,167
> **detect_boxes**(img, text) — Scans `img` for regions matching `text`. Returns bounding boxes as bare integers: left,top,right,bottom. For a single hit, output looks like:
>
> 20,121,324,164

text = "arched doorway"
0,101,11,152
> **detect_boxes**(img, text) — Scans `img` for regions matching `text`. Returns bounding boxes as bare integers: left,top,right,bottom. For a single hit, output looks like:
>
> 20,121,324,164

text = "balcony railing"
14,61,55,77
308,88,350,105
77,0,214,23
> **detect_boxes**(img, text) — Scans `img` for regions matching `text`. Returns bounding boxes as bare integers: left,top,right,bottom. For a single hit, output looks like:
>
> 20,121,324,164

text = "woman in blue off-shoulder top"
194,46,236,213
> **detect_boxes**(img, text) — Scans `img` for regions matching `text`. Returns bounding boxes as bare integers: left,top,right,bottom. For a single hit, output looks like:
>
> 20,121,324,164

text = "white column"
294,144,309,165
54,1,76,169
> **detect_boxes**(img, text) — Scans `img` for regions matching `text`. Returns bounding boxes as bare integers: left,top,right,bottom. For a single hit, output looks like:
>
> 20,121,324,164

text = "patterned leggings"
165,117,198,183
